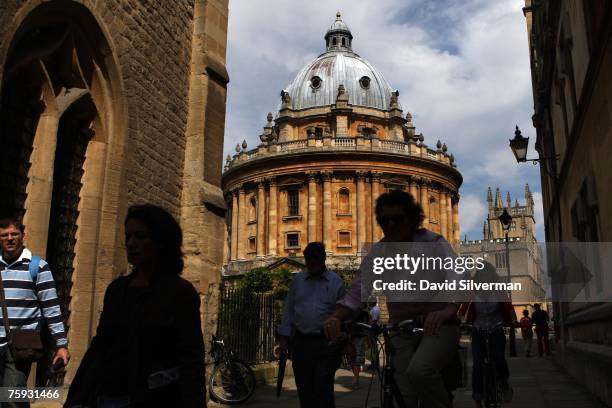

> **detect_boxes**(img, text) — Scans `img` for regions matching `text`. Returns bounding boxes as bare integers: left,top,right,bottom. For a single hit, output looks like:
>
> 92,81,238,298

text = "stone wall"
0,0,229,387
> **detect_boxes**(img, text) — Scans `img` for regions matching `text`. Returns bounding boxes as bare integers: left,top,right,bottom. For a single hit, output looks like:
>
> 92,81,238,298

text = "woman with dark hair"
65,204,205,408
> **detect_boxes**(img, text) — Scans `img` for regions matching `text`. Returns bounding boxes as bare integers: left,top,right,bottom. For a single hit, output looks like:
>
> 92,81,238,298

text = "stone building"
222,13,463,276
0,0,229,384
459,185,547,318
523,0,612,403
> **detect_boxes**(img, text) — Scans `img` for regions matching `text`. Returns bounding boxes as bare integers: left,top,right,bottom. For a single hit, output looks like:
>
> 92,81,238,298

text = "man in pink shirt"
323,190,460,408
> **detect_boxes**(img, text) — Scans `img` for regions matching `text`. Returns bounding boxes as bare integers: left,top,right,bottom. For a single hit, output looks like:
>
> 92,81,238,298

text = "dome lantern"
324,12,353,52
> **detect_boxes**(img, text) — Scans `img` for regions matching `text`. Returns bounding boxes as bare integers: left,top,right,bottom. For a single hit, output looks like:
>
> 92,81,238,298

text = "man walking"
520,309,534,357
0,218,69,405
532,303,550,356
278,242,346,408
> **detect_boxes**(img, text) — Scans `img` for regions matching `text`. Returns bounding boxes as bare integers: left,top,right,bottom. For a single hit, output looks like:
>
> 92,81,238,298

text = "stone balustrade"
226,137,455,171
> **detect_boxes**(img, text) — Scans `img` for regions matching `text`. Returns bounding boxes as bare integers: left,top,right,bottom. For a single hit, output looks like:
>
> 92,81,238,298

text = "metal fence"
216,287,282,364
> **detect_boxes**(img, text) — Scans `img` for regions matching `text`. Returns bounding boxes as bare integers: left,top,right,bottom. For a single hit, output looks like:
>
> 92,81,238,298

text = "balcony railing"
226,137,454,170
280,140,307,151
332,137,356,147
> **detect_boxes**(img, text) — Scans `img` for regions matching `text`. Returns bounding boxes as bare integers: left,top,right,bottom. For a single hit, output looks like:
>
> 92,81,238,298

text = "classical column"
446,191,453,242
452,194,460,243
371,172,382,241
356,170,367,253
322,171,333,253
230,189,238,261
440,188,448,241
267,176,278,256
256,179,266,258
420,178,430,226
307,172,318,243
409,176,418,200
237,187,246,260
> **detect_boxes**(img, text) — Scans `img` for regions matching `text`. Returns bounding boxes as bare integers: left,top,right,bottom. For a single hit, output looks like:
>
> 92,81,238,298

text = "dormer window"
359,76,371,89
310,76,322,90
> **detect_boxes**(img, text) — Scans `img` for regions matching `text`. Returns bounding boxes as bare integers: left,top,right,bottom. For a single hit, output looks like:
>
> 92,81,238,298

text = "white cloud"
532,191,546,241
459,193,487,239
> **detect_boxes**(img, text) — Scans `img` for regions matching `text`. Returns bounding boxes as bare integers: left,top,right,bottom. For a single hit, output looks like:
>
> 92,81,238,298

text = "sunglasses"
376,215,408,226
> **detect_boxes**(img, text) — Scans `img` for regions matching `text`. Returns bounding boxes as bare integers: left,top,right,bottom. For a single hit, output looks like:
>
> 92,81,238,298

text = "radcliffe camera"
0,1,610,408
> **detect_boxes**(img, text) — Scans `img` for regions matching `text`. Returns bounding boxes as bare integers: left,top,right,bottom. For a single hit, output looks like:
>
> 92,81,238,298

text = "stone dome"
281,13,398,111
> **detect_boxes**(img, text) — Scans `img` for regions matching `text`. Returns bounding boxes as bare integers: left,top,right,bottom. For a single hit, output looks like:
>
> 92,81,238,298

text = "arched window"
332,37,337,46
249,196,257,221
341,37,346,46
429,196,438,222
338,188,350,214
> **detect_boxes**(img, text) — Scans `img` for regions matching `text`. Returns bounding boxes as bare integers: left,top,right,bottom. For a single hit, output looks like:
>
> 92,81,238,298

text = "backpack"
29,255,41,282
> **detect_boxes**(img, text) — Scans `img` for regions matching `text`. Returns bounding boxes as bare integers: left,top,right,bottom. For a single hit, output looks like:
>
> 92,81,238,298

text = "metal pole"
506,231,517,357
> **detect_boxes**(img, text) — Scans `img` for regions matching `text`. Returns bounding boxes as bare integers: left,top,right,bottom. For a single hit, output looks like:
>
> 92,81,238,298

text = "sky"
223,0,544,242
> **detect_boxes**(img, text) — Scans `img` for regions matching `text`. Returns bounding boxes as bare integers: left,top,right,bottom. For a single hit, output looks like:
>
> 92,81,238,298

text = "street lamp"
498,208,517,357
509,125,559,164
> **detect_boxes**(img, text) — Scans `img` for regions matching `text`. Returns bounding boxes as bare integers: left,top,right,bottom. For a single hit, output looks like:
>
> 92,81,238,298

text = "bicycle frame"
472,327,503,408
354,320,422,408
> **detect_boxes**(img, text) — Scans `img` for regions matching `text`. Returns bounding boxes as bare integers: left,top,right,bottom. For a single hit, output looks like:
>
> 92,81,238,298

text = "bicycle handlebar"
351,319,424,337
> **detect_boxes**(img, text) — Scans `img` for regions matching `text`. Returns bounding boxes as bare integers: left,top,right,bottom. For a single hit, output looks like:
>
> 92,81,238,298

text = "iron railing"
217,288,283,364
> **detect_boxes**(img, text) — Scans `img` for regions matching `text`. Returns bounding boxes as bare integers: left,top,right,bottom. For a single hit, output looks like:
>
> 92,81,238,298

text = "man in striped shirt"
0,218,69,395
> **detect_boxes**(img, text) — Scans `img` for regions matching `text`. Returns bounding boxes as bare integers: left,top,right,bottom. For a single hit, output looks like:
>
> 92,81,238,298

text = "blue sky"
223,0,544,242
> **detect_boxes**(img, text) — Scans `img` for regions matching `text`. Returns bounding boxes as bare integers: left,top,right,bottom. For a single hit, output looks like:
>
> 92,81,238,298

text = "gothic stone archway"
0,2,128,384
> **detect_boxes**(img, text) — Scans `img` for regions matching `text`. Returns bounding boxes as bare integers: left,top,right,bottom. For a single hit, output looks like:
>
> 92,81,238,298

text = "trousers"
391,325,460,408
291,332,342,408
1,347,32,408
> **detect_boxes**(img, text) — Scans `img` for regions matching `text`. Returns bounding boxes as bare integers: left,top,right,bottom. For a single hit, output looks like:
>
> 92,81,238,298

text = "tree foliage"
237,266,295,298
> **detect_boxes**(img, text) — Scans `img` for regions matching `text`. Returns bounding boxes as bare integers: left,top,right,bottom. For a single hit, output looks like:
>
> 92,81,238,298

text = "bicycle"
208,335,256,405
464,324,507,408
349,319,461,408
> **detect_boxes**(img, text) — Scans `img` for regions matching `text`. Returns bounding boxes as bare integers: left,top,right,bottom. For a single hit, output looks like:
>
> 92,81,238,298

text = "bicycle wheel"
208,359,256,404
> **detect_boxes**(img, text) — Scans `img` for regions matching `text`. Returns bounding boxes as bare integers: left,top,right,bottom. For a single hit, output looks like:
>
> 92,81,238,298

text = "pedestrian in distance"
0,218,70,408
348,308,370,389
532,303,551,357
278,242,346,408
369,302,381,325
520,309,533,357
65,204,205,408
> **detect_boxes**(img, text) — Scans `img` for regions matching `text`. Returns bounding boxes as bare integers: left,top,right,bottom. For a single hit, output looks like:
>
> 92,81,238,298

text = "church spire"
495,187,503,209
525,183,534,213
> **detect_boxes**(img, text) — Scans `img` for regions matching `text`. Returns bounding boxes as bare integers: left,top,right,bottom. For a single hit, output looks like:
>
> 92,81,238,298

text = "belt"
295,329,326,338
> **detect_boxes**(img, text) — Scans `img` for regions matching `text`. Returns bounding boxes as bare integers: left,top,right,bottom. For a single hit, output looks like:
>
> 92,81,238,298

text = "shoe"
502,385,514,403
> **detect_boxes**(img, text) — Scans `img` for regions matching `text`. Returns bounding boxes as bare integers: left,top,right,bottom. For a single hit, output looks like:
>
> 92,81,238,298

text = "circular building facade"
222,13,462,275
